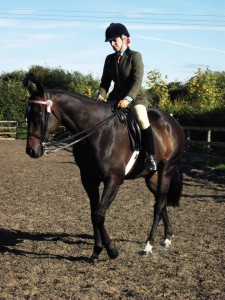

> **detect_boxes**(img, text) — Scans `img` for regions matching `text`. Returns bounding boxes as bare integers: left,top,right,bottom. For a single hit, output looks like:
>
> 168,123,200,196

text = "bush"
24,66,99,98
0,79,28,121
0,66,100,121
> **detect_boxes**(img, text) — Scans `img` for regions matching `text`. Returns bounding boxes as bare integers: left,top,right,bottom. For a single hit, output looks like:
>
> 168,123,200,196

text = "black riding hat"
105,23,130,42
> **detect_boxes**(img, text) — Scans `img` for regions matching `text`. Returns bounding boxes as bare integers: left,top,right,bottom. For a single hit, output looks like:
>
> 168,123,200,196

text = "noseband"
27,96,53,145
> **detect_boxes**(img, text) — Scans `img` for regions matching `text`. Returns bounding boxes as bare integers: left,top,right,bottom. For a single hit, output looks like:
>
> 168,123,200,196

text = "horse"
26,80,185,263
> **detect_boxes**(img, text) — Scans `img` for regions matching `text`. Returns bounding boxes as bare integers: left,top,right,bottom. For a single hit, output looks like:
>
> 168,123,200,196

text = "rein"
28,97,126,155
45,110,123,155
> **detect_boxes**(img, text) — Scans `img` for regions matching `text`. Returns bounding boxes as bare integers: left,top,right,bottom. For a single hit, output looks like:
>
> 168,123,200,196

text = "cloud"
0,19,20,28
0,32,60,50
135,35,225,54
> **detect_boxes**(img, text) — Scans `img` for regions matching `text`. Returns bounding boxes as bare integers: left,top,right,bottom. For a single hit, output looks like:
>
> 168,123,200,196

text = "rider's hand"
97,95,106,102
118,99,129,109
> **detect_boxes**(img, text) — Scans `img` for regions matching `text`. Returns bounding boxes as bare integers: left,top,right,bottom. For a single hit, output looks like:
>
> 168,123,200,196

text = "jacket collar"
116,46,131,57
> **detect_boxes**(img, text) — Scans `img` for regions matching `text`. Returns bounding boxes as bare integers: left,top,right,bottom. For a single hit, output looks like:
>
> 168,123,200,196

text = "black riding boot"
142,126,157,171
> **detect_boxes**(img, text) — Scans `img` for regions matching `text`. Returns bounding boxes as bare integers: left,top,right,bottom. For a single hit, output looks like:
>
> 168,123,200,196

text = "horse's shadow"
0,228,93,262
0,228,143,261
182,165,225,202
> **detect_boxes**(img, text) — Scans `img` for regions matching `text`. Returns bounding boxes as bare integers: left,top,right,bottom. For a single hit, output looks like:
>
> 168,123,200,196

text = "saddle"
116,108,142,151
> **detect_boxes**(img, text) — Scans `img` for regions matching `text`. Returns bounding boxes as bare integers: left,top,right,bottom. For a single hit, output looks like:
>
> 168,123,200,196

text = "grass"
215,163,225,170
184,152,225,170
17,127,27,139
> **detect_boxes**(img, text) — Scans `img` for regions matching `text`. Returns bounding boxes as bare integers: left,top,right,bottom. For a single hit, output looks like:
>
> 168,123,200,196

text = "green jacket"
99,47,148,107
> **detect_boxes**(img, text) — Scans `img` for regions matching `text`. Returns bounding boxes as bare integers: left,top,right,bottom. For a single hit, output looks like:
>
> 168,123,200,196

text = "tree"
167,81,188,103
213,71,225,100
186,68,221,110
24,66,99,98
68,72,99,98
146,69,170,109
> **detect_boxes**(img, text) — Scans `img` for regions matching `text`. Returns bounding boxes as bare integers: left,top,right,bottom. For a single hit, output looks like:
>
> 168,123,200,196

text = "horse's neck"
54,92,110,132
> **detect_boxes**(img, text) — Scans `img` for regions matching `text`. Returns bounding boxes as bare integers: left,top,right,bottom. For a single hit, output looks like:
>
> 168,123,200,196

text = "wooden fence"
0,121,19,139
1,121,225,149
183,126,225,148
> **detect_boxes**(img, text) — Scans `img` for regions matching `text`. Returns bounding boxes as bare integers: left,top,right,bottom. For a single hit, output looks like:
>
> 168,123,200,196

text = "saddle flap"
118,108,142,151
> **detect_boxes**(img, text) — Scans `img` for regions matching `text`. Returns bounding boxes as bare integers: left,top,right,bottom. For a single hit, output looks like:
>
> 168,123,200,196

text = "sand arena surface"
0,140,224,299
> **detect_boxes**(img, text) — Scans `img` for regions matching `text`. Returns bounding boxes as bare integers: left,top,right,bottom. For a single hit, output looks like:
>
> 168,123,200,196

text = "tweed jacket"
99,47,148,107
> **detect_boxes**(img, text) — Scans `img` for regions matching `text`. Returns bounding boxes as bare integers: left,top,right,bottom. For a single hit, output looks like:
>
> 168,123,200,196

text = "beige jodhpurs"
129,103,150,130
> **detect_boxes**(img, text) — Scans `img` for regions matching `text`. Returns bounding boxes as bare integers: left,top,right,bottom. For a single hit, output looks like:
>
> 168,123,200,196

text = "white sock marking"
162,238,171,248
143,241,153,254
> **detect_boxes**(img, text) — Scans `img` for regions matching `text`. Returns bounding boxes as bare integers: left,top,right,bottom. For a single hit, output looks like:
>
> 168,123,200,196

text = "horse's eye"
37,109,44,116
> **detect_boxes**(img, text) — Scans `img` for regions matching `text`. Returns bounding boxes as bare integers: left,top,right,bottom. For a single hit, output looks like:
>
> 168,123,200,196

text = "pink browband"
29,99,53,113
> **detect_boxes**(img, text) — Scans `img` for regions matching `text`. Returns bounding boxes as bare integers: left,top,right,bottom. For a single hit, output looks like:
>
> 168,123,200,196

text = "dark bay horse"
26,81,185,263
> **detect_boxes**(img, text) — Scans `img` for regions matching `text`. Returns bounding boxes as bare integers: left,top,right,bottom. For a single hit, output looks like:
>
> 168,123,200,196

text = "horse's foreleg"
93,177,121,260
79,174,104,263
90,201,104,263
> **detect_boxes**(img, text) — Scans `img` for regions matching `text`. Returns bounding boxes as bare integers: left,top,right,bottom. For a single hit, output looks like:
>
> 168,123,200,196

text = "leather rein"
27,97,126,155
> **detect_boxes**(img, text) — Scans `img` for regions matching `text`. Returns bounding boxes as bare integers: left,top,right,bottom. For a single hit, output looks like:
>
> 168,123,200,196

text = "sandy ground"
0,140,224,300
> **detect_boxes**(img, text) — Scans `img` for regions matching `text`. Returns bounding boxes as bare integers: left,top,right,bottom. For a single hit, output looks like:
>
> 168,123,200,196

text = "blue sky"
0,0,224,84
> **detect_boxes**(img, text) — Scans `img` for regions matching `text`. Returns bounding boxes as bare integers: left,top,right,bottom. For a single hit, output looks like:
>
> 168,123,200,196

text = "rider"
97,23,157,172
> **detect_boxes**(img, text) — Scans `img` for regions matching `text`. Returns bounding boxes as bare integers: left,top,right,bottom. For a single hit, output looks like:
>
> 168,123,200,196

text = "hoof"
142,241,153,256
107,247,119,259
140,250,152,257
88,257,99,265
162,238,171,249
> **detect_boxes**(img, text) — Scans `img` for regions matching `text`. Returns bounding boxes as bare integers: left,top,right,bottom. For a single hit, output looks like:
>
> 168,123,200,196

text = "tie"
117,54,121,64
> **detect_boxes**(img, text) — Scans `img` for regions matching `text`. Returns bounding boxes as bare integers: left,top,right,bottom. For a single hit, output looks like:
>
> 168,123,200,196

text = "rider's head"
105,23,130,42
105,23,130,52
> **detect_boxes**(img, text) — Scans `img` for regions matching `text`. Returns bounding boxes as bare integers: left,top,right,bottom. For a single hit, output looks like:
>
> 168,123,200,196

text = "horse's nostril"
26,148,36,158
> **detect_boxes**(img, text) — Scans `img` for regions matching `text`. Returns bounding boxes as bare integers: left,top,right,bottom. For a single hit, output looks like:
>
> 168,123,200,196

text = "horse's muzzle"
26,145,44,158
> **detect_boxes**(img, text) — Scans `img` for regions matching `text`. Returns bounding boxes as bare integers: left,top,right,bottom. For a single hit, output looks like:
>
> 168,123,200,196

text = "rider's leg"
131,104,157,171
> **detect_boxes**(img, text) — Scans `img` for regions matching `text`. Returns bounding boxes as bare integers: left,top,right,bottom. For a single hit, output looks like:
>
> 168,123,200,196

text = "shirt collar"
117,46,127,56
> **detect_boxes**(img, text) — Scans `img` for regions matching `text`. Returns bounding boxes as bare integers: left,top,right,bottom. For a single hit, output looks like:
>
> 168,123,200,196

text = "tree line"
0,65,224,126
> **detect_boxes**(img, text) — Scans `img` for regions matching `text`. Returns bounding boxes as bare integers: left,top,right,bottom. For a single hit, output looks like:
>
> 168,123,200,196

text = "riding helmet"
105,23,130,42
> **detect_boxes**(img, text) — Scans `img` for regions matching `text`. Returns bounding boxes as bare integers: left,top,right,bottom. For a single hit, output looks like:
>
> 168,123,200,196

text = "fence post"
187,129,190,141
207,130,211,149
16,122,18,139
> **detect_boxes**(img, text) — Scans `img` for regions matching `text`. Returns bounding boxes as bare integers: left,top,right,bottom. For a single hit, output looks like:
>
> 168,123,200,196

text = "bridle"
27,96,54,146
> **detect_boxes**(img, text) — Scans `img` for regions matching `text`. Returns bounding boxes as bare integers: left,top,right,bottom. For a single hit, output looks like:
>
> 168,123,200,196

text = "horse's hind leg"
161,164,182,249
161,207,173,248
142,195,168,256
143,170,173,256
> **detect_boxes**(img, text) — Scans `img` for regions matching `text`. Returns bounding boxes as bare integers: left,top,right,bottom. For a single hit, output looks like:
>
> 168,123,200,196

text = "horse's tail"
167,164,183,207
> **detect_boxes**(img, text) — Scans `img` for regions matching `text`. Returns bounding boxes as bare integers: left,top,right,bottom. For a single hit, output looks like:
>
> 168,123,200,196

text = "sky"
0,0,225,85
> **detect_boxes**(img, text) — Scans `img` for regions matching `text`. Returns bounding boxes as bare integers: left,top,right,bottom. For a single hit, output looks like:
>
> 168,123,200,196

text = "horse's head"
26,81,61,158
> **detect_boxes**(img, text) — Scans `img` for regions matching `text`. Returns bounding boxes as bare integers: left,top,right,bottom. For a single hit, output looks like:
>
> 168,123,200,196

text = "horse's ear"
27,80,37,93
27,80,44,96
